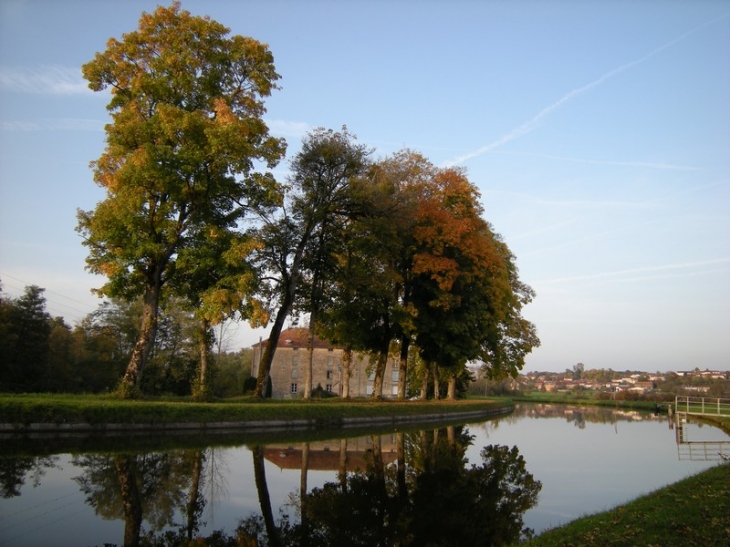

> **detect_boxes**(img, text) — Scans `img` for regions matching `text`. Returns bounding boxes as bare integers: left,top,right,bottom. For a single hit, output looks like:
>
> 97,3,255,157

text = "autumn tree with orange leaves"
411,167,539,398
316,151,538,400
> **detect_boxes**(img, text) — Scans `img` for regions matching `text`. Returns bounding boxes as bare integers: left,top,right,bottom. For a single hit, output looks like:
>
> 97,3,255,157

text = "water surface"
1,403,727,546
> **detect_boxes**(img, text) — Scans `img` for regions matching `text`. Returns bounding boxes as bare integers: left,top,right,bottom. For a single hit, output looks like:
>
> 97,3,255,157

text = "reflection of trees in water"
71,450,210,546
201,447,229,527
465,403,663,437
0,455,60,498
513,403,660,427
3,429,540,546
237,426,541,547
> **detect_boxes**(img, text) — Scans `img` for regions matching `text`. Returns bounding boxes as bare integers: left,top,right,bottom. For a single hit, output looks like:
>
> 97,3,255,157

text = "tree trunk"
300,442,310,541
304,319,315,400
431,362,440,400
255,218,315,398
447,371,457,400
115,455,143,547
341,346,352,399
338,438,348,493
370,349,388,399
254,289,293,398
396,432,407,501
119,280,161,398
420,364,429,400
397,336,410,400
186,450,204,540
194,319,211,400
252,445,280,547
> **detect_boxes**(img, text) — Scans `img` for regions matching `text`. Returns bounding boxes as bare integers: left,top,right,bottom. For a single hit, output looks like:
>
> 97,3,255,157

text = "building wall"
252,331,402,399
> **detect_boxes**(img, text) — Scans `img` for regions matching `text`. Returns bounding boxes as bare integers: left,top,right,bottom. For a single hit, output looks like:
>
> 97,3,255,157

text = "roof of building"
251,327,334,350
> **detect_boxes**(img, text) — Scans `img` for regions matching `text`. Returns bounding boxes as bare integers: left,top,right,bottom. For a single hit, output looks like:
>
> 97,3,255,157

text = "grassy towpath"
0,393,511,432
524,462,730,547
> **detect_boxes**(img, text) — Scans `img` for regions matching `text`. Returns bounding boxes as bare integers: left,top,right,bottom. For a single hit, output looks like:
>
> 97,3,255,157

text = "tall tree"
77,3,285,397
317,150,433,399
253,127,369,397
411,168,539,398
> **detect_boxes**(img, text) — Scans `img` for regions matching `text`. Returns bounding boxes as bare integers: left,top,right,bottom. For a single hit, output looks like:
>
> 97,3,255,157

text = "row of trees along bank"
70,3,539,399
0,283,252,396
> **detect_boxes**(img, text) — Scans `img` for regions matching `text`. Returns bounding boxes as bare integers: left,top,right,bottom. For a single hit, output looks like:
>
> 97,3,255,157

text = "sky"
1,0,728,373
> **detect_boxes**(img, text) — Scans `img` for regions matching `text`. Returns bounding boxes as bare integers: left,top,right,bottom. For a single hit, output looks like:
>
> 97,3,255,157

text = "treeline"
0,281,252,395
71,4,538,399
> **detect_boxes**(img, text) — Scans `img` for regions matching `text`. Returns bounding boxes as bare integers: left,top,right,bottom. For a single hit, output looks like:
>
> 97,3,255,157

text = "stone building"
251,327,402,399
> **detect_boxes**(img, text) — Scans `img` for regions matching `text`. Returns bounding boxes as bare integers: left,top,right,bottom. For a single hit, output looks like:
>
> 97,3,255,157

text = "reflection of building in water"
264,435,399,471
515,403,664,425
251,328,401,399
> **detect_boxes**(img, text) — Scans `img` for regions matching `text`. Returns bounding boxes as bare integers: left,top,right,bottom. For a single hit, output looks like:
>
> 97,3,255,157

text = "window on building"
392,369,399,382
291,383,298,394
327,356,334,368
292,354,299,366
292,368,298,379
326,384,332,392
326,370,333,380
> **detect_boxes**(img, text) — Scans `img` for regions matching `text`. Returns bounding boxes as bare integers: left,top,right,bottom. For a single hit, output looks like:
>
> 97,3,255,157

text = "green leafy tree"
45,317,75,392
0,285,51,391
317,150,432,399
355,151,428,399
0,282,16,390
77,3,285,397
72,299,140,392
174,224,266,399
253,127,369,398
211,348,253,397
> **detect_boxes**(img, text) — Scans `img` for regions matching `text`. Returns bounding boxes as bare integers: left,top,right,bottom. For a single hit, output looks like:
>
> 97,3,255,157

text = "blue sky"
1,1,728,373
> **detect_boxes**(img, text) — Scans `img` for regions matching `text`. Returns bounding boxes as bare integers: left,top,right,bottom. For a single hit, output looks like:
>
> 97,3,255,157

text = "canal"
1,403,728,546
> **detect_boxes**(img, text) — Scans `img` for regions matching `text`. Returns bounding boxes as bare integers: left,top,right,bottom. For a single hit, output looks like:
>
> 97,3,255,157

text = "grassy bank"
524,462,730,547
508,392,666,412
503,392,730,434
0,393,510,429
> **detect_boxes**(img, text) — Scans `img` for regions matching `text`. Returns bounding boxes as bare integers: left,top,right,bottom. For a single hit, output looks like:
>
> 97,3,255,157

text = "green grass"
523,463,730,547
499,392,665,412
0,392,509,428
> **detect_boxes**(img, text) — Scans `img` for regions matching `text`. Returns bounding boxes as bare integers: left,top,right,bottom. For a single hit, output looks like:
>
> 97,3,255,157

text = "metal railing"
677,441,730,462
674,396,730,418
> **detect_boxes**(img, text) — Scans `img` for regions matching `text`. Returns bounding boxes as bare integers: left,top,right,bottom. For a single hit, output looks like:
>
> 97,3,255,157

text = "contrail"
446,12,730,166
537,257,730,285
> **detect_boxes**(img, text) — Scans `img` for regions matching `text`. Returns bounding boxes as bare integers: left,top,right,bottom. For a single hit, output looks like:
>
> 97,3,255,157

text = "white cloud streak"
488,150,700,172
1,118,103,131
265,119,311,138
0,65,90,95
483,189,661,210
522,219,659,257
446,12,730,167
537,257,730,286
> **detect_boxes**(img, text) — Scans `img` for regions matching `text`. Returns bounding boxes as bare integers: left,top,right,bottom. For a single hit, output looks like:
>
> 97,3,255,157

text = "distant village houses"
520,368,728,396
